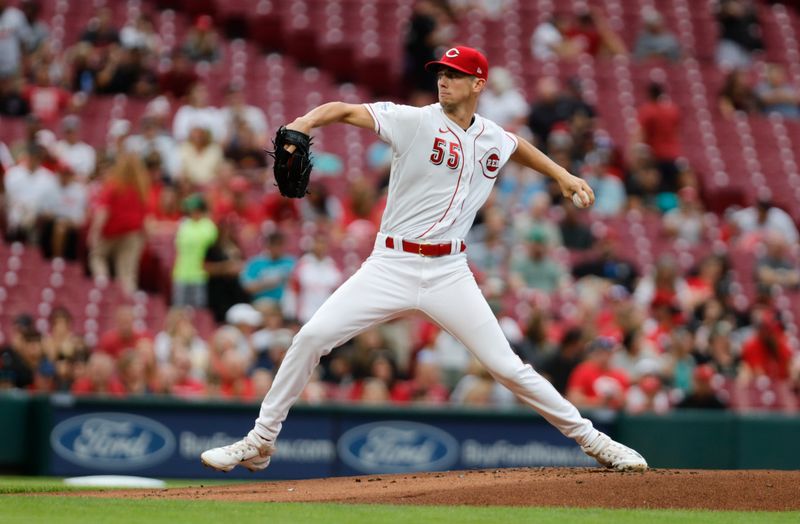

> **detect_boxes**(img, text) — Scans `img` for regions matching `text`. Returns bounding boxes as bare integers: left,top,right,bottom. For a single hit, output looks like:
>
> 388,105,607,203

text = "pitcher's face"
437,68,483,110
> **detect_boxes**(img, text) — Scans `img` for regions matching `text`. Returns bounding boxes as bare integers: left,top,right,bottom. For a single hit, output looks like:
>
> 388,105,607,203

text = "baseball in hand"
572,191,590,208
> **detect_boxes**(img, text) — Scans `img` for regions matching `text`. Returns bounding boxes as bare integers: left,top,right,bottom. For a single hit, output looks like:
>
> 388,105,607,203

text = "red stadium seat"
249,13,286,52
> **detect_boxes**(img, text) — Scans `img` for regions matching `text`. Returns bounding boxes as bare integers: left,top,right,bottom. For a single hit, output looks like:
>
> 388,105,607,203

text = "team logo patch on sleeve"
479,148,502,179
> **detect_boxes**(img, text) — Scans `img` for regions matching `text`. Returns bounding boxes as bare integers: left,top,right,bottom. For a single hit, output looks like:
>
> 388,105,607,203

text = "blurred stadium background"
0,0,799,478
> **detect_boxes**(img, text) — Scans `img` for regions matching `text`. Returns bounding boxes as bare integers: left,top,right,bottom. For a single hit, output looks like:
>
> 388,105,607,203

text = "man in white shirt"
4,144,56,240
201,46,647,474
38,164,87,259
125,115,180,179
172,83,226,142
531,14,577,61
477,67,530,131
221,85,268,145
731,197,799,246
54,115,96,180
0,1,30,77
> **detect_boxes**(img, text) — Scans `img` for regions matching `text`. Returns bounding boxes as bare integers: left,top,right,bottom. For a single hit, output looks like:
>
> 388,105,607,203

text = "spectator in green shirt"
172,194,218,307
510,228,566,294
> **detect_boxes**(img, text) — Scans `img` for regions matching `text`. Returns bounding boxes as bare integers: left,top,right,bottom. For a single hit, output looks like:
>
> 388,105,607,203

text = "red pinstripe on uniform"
503,132,519,152
417,124,466,239
365,104,382,136
448,121,486,230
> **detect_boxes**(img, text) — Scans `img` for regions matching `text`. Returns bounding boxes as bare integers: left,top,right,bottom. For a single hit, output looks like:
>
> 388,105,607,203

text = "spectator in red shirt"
740,311,792,382
97,305,151,360
211,174,265,230
88,153,150,295
158,50,199,100
24,66,73,123
636,82,681,192
262,190,300,225
566,337,630,409
167,346,206,398
71,352,126,396
215,348,255,401
645,293,683,354
564,7,626,57
147,178,182,230
565,10,601,56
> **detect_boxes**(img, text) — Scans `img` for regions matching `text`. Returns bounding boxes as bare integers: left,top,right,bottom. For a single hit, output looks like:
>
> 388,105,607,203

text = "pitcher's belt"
384,237,466,257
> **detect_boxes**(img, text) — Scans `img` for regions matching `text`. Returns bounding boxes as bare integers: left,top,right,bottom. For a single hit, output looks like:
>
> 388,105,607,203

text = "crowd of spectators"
713,0,800,120
0,1,799,414
530,7,626,61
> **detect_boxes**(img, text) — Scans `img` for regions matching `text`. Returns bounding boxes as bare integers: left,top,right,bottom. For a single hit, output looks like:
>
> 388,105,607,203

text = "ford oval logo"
51,413,176,470
338,421,459,473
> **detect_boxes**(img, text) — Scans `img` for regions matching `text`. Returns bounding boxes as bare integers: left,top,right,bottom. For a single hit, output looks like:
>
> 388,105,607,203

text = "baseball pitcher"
201,46,648,473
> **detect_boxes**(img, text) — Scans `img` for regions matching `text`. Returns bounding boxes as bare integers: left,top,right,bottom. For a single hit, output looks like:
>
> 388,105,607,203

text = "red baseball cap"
196,15,213,30
425,46,488,81
693,364,715,382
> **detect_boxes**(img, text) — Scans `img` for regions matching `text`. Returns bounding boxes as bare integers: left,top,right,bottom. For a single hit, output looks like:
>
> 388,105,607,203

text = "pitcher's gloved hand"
267,126,313,198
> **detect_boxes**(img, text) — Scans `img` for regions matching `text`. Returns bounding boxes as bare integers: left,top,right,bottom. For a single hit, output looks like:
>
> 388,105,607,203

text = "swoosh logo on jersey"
438,128,449,133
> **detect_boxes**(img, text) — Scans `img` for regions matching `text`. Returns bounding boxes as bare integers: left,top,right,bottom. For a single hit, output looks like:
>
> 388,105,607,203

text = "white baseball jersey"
365,102,518,241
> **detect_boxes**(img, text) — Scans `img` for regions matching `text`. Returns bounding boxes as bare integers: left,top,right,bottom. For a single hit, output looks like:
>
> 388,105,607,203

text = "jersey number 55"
430,138,461,169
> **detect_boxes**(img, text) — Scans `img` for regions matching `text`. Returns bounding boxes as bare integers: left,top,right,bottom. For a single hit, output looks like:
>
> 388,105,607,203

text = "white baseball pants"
253,238,600,448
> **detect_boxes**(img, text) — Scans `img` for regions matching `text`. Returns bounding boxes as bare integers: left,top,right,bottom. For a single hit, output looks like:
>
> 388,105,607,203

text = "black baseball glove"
267,126,313,198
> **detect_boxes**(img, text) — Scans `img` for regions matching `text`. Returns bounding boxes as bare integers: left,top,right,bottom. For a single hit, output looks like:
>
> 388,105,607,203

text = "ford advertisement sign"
46,402,612,478
50,412,176,471
337,421,459,474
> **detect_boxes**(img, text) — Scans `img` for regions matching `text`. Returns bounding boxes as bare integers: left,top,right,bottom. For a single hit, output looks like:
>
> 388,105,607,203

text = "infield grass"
0,496,798,524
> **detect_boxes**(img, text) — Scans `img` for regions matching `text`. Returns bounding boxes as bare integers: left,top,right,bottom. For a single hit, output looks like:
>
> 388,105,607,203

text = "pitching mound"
71,468,800,510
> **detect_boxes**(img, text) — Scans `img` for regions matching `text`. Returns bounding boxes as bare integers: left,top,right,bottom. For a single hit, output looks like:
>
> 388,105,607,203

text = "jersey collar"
435,104,482,135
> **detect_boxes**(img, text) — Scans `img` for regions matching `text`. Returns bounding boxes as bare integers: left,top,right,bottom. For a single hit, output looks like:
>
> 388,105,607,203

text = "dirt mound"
71,468,800,510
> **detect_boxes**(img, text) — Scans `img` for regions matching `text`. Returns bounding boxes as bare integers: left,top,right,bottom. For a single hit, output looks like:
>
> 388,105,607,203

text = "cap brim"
424,60,475,77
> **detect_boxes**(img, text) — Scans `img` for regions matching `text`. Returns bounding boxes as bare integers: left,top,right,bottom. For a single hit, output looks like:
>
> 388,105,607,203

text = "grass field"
1,477,799,524
0,476,243,494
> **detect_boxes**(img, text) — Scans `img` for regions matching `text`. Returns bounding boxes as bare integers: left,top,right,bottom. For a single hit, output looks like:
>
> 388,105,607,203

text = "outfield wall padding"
0,393,797,476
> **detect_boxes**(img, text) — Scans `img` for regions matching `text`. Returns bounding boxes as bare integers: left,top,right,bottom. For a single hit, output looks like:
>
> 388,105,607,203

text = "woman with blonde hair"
153,306,208,377
88,153,150,295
